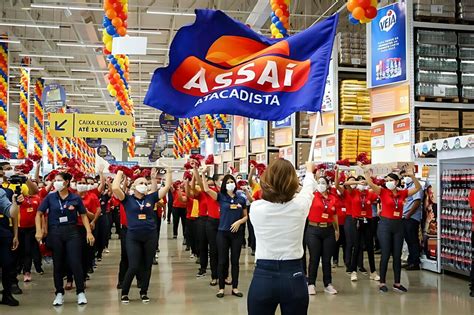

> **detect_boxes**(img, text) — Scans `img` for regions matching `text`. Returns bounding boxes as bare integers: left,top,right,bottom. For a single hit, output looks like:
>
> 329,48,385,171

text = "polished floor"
4,223,474,315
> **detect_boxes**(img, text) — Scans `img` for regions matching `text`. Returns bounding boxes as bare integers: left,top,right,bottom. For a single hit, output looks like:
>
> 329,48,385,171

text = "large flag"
145,9,338,121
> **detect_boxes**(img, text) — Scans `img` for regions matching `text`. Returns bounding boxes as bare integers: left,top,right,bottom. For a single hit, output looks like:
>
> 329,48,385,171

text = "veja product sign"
369,2,407,88
144,9,338,121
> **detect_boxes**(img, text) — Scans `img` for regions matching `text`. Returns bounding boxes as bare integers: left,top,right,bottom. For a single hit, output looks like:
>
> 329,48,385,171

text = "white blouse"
250,172,316,261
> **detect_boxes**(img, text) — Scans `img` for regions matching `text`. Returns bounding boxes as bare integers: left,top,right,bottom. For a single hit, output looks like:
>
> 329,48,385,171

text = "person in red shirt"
18,195,43,282
306,175,340,295
469,189,474,297
172,181,187,240
363,166,421,293
183,178,198,257
330,185,346,269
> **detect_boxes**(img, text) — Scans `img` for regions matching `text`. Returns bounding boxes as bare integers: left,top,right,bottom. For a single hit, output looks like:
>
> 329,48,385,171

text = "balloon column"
192,116,201,148
205,114,215,138
18,67,30,159
270,0,290,38
33,78,44,157
0,39,8,151
347,0,379,24
102,0,135,157
46,118,54,165
55,108,65,166
214,114,227,129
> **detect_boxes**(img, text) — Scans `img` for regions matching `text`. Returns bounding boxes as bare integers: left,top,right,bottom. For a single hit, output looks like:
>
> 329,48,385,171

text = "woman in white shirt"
247,159,316,315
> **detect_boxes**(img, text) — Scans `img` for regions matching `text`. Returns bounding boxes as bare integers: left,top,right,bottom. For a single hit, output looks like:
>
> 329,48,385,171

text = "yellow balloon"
271,28,279,36
110,89,117,97
275,33,284,39
270,23,276,31
371,0,378,7
123,4,128,13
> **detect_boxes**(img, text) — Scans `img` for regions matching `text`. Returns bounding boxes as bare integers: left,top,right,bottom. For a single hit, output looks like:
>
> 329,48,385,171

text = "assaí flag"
144,9,338,121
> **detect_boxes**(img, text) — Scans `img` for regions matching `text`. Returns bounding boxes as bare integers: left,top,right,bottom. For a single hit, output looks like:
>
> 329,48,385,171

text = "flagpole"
307,110,321,163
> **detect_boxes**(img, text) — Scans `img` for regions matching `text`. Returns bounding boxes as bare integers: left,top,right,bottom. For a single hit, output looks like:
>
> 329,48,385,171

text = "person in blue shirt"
400,170,424,270
112,166,171,304
202,171,248,299
35,172,94,307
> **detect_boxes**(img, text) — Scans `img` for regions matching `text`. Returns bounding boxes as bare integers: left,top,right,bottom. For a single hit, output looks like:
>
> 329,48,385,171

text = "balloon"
371,0,378,7
275,9,283,17
112,17,123,28
279,4,288,11
123,4,128,13
105,9,117,20
275,21,283,29
280,15,288,23
275,33,284,39
271,4,279,12
113,2,122,11
106,25,116,36
357,0,371,9
103,16,111,27
365,6,377,19
272,16,279,24
352,7,365,20
347,0,358,12
118,11,128,20
348,14,360,24
113,73,121,81
123,20,128,28
117,27,127,36
271,28,279,36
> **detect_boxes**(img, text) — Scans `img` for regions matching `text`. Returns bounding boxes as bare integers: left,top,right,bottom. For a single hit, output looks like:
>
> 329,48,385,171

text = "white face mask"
404,177,412,185
54,181,65,192
317,184,327,193
4,170,14,178
385,181,397,190
226,182,236,192
135,184,148,194
70,182,77,190
77,184,89,192
357,184,367,191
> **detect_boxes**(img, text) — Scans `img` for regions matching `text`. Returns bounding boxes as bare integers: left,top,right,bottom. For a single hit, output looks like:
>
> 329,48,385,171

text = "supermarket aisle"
4,224,473,315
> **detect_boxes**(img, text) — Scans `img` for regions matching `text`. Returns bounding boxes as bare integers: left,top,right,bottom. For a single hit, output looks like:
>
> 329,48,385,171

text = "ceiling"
1,0,348,148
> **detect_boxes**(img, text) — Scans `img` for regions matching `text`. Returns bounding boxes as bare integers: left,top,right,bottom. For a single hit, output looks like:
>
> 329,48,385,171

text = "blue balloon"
272,16,279,24
280,28,287,35
103,16,111,27
120,110,125,115
106,25,116,36
275,21,283,29
111,58,118,65
348,14,359,25
271,12,275,18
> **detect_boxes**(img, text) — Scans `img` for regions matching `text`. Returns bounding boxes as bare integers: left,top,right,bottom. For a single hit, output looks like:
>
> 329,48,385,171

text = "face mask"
4,170,14,178
386,181,397,190
70,183,77,190
135,184,148,194
350,184,356,189
357,184,367,191
226,182,236,192
404,177,412,185
77,184,89,192
317,184,327,193
54,181,65,192
91,183,98,190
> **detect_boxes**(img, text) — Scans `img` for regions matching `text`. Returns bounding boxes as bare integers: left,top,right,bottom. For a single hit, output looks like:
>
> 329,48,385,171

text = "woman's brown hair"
260,158,299,203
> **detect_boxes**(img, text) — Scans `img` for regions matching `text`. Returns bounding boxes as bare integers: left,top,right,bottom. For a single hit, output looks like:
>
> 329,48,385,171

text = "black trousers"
0,235,14,295
153,213,162,250
111,207,121,236
96,215,109,259
371,217,380,251
18,227,42,274
79,226,94,275
351,218,376,273
378,218,403,284
206,218,219,279
186,218,198,255
48,225,84,295
403,218,421,266
344,216,356,270
332,224,346,265
197,216,209,272
305,225,336,287
121,231,157,296
217,229,243,290
118,226,128,284
248,259,308,315
173,207,186,238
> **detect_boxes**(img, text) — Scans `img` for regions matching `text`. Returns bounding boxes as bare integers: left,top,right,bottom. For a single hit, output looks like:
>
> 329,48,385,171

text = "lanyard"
392,195,400,210
135,199,145,211
321,195,329,213
58,198,68,214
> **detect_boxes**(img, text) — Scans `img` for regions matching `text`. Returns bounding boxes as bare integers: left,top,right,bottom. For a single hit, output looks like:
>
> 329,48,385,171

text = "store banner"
414,135,474,158
326,136,336,157
371,124,385,149
392,117,410,146
145,9,339,121
368,2,407,88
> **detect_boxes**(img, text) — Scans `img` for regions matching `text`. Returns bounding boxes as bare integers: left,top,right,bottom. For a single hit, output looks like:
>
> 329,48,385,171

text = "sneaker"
1,293,19,306
53,293,64,306
324,284,338,295
405,264,420,271
393,284,408,293
104,249,110,254
370,272,380,281
308,284,316,295
77,292,87,305
24,272,32,282
152,257,158,265
97,257,102,262
116,283,122,289
190,253,195,259
11,284,22,295
251,250,255,256
351,271,358,282
196,270,206,278
36,267,44,275
121,295,130,304
155,252,159,258
141,295,150,303
379,285,388,293
359,267,368,276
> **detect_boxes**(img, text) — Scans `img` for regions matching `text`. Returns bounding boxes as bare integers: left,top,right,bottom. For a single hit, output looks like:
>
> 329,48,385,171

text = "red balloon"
103,48,111,55
122,20,128,28
279,4,287,11
357,0,371,9
113,2,122,12
118,11,128,20
114,84,121,91
365,6,378,19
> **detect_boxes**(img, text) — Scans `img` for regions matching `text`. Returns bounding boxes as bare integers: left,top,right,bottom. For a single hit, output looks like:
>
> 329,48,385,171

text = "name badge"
321,213,329,219
59,216,68,223
342,208,346,212
146,203,152,208
230,204,238,210
138,214,146,220
27,207,34,213
361,211,366,216
394,211,400,217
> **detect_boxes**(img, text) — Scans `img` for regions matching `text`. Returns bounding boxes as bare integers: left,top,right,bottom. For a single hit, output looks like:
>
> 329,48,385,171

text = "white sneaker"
370,272,380,281
190,254,195,259
308,284,316,295
324,284,338,295
351,271,358,282
53,293,64,306
104,249,110,254
77,293,88,305
155,252,159,258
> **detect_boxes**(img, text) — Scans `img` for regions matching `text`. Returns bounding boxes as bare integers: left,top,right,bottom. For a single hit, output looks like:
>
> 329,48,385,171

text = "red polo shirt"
19,195,41,228
351,190,378,219
308,192,336,224
469,189,474,231
379,188,409,220
206,187,220,219
195,191,207,217
343,189,355,217
172,190,187,208
77,191,100,226
330,188,346,225
120,204,127,226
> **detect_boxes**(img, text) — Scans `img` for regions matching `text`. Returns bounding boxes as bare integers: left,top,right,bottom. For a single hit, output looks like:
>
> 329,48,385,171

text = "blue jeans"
377,217,403,284
248,259,308,315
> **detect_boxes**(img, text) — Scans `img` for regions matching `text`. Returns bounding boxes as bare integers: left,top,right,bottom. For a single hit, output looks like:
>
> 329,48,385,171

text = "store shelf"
337,124,371,130
337,66,367,73
442,265,471,277
413,21,474,32
294,137,312,142
414,101,474,109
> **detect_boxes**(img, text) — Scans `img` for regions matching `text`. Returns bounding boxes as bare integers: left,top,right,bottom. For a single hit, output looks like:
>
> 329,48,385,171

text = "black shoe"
86,274,90,281
141,295,150,303
88,267,94,274
36,267,44,275
116,283,122,289
374,249,381,255
405,264,420,271
152,258,158,265
251,250,255,256
173,235,177,239
185,246,190,251
196,270,206,278
10,284,22,295
121,295,130,304
393,284,408,293
157,248,160,253
216,292,224,298
232,290,243,298
401,263,409,269
210,279,218,286
379,285,388,293
1,293,19,306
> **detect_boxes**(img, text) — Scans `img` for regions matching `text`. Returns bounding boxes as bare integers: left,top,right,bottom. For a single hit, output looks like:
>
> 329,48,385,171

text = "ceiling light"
147,47,169,51
146,9,195,16
94,111,113,114
129,59,159,64
57,42,102,48
0,22,60,29
31,4,103,11
129,80,150,84
97,28,162,35
67,93,95,97
0,39,20,44
68,105,101,108
71,69,108,73
88,100,115,103
10,66,44,71
81,87,108,90
42,77,87,81
19,53,74,59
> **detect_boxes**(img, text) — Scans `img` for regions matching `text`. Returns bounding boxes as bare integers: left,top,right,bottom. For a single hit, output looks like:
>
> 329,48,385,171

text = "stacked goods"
458,33,474,101
414,0,456,21
340,129,358,163
339,31,366,67
415,30,459,100
458,1,474,23
358,130,371,160
416,109,460,142
340,80,371,124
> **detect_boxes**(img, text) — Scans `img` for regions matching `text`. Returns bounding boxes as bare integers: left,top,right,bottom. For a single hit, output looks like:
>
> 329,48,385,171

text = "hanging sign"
43,83,66,112
159,113,179,133
85,138,102,149
215,128,230,143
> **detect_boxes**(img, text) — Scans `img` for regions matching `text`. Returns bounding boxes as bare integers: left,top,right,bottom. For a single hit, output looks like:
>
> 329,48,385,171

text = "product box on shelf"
414,0,456,20
462,111,474,128
296,142,311,167
458,1,474,23
439,110,460,128
416,129,460,143
418,109,440,128
296,112,311,138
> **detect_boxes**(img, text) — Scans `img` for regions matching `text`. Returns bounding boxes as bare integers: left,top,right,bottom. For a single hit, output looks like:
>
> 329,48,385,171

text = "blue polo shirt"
402,183,423,222
121,192,159,234
38,192,86,227
217,192,246,232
